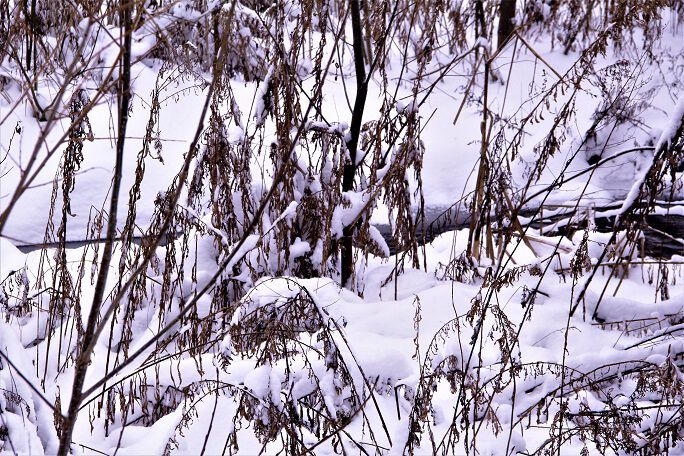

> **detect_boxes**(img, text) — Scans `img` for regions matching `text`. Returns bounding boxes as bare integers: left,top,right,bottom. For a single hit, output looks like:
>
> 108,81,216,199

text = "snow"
2,212,684,454
618,96,684,217
654,97,684,152
0,37,652,244
368,225,391,258
254,66,273,126
0,238,25,278
0,320,60,455
331,190,371,238
1,3,684,456
288,237,311,262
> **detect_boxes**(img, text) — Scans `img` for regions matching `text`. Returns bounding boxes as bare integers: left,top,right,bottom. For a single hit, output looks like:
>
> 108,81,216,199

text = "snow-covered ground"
2,227,683,454
2,3,684,456
2,19,683,245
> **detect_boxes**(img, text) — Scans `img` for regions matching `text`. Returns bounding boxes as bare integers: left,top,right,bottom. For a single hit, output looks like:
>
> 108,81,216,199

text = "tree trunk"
497,0,516,49
340,0,368,288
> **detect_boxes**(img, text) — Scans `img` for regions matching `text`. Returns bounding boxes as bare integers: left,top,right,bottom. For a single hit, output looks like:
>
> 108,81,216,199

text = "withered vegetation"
1,0,684,455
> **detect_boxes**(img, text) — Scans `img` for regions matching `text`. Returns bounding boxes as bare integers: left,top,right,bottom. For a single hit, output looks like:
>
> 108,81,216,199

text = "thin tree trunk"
56,1,132,454
341,0,368,288
497,0,516,49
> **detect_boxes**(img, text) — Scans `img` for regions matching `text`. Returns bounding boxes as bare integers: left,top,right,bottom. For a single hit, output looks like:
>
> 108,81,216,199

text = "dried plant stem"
56,3,132,453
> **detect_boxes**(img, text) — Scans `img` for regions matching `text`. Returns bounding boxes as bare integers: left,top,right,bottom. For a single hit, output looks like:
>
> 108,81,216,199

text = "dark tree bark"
341,0,368,288
497,0,516,49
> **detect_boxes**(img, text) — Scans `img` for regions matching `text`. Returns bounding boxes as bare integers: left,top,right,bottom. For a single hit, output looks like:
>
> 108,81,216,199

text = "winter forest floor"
1,1,684,455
